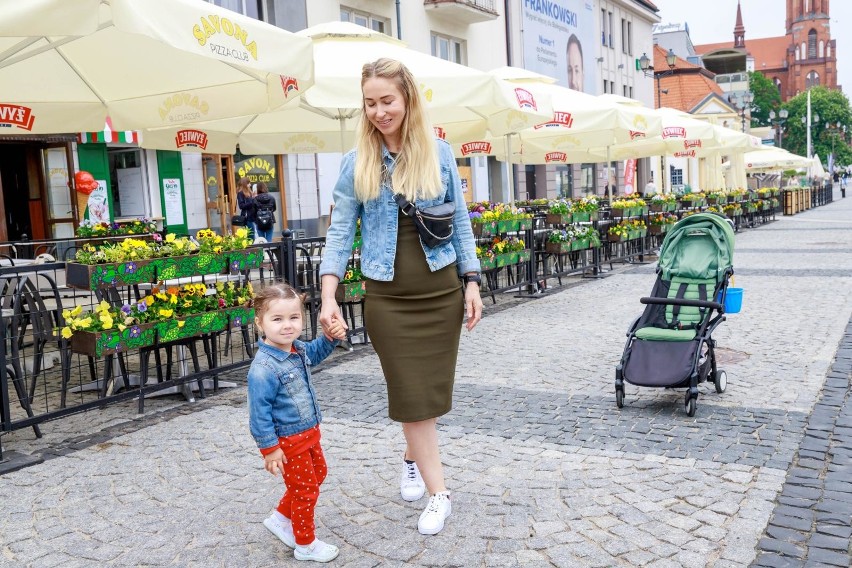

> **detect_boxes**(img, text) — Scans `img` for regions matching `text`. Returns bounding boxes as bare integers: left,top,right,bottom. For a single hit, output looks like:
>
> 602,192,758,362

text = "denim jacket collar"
257,338,305,362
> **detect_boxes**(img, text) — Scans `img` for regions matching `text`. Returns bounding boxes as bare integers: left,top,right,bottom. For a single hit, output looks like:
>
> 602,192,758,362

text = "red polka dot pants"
276,442,327,545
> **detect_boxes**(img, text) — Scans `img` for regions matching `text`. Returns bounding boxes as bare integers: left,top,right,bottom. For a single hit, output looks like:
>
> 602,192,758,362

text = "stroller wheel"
685,398,697,417
714,370,728,393
616,388,624,408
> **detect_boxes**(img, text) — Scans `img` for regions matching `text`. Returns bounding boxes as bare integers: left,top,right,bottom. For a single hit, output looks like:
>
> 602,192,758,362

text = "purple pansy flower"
136,301,147,313
129,325,141,338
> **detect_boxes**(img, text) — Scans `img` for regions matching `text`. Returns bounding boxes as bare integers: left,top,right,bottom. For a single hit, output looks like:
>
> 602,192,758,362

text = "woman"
236,177,256,236
318,58,482,536
253,181,277,242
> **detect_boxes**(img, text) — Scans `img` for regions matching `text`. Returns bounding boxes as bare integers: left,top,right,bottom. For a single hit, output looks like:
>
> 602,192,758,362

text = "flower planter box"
648,224,671,235
571,211,598,223
545,242,573,254
68,307,254,357
517,249,531,263
479,256,497,270
649,202,666,213
608,233,627,243
497,219,521,233
571,238,590,251
66,259,157,290
335,280,366,302
66,248,263,290
472,221,498,238
611,208,628,218
518,218,533,231
545,213,572,225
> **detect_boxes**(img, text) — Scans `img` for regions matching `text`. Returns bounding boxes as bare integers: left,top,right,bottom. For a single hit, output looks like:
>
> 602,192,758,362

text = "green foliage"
749,71,782,127
780,87,852,166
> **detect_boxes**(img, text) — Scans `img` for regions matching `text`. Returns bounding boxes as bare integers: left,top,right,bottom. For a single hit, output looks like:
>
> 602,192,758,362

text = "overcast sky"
652,0,851,94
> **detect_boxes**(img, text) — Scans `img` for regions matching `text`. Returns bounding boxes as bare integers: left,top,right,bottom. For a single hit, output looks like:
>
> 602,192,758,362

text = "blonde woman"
319,58,482,535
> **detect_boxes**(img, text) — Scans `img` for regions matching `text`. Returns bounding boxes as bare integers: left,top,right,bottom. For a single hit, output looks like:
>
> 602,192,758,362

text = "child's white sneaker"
263,514,295,548
294,539,339,563
400,459,426,501
417,491,451,535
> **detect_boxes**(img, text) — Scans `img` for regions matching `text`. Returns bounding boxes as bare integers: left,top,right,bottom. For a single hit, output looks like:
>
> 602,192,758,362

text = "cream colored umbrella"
0,0,313,133
742,148,812,172
139,22,552,155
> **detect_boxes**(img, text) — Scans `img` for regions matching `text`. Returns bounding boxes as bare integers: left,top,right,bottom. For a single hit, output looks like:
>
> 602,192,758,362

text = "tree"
748,71,781,127
780,86,852,167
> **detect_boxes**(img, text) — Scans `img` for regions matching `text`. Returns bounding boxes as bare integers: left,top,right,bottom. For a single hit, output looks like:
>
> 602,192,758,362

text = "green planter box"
66,248,263,290
517,249,531,263
571,238,590,251
497,219,521,233
335,280,366,302
68,307,253,357
571,211,599,223
518,218,533,231
611,208,628,218
472,221,498,238
479,256,497,270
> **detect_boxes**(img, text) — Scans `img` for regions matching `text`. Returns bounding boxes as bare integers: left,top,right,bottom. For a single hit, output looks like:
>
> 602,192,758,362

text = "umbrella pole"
606,145,611,200
339,117,346,153
505,134,514,206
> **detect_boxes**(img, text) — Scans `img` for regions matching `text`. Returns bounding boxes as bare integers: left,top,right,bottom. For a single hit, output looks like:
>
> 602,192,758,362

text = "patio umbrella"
137,22,552,155
0,0,314,133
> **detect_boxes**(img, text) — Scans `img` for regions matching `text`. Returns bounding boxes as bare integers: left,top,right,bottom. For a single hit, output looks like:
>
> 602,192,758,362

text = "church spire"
734,0,746,48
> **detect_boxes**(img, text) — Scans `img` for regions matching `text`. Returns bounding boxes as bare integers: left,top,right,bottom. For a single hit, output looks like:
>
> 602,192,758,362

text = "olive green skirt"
365,212,463,422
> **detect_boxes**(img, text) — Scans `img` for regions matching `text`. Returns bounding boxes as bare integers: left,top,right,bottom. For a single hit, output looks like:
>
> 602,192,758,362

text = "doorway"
0,144,34,241
202,154,234,235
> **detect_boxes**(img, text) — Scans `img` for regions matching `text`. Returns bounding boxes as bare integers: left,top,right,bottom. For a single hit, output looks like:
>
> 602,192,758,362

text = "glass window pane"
340,10,350,22
431,34,437,57
355,15,367,27
372,19,384,33
440,38,449,61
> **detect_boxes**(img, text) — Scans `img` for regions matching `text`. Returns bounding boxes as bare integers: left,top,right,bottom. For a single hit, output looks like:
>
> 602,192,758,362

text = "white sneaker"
294,539,339,563
418,492,451,535
400,460,426,502
263,514,295,548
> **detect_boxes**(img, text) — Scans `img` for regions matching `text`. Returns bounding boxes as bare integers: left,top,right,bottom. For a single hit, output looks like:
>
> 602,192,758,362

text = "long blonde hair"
354,58,442,202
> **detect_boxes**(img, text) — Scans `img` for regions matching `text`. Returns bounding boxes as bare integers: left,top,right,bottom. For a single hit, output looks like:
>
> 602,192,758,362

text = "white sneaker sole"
400,485,426,502
263,517,296,548
418,503,452,535
294,546,340,562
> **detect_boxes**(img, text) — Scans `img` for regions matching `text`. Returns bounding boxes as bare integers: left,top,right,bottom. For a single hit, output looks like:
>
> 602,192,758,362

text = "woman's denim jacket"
248,336,337,450
319,138,481,281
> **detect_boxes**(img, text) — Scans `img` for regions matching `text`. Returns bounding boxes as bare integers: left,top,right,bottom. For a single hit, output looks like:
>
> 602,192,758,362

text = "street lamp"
639,48,676,108
728,91,754,132
802,111,820,158
768,109,789,148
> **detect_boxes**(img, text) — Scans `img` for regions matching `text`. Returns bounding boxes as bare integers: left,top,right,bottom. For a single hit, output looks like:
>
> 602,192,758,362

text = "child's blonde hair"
252,282,304,321
354,58,442,203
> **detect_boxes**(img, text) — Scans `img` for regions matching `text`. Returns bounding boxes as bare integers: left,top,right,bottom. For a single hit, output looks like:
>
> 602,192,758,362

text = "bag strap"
393,193,417,217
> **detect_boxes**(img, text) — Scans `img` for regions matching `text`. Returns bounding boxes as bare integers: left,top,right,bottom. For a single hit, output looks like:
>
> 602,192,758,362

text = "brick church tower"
784,0,837,97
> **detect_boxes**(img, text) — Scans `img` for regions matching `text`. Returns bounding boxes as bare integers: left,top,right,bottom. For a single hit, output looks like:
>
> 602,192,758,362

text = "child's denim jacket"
248,336,337,450
319,138,480,282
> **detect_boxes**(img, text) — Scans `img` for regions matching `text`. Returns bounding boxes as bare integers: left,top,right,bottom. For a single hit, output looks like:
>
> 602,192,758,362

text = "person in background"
644,175,658,197
236,177,256,238
318,58,483,536
249,282,346,563
253,182,277,242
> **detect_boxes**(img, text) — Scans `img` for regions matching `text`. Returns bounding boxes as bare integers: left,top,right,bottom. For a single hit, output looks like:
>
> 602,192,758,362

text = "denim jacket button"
289,373,294,379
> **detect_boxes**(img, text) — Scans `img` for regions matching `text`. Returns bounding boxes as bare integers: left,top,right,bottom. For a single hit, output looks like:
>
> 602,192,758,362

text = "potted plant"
647,213,677,235
336,266,366,302
545,228,575,254
571,196,600,223
545,200,573,225
607,222,631,242
469,203,498,237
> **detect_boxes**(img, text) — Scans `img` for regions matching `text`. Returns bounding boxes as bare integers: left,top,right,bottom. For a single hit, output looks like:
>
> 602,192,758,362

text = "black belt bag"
393,193,455,248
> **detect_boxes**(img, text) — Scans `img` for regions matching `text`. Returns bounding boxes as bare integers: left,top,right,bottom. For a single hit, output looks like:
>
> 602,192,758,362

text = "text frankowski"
524,0,578,27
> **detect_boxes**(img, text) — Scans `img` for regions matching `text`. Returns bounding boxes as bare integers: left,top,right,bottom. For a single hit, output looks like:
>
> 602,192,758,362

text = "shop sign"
0,103,35,130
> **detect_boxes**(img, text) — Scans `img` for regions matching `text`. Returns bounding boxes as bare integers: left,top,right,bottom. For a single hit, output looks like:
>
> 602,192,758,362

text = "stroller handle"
640,297,723,310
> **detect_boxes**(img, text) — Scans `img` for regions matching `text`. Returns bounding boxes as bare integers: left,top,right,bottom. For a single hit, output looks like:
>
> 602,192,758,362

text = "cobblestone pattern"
0,189,851,567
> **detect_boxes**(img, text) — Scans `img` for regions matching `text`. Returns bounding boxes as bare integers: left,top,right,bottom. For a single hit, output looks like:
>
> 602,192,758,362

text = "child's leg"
283,444,323,546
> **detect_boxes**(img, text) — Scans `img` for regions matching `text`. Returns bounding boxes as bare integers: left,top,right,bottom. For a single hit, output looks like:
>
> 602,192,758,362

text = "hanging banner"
624,159,636,195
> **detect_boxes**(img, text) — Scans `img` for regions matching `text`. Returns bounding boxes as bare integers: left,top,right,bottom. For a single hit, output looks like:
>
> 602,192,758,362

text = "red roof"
653,45,724,111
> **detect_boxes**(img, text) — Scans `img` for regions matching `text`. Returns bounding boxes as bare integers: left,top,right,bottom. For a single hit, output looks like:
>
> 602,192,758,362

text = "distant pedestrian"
248,282,346,563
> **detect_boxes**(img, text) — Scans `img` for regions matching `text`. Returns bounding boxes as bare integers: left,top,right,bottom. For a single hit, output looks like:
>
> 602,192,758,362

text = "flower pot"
227,247,264,273
518,218,533,231
649,203,665,213
545,213,572,225
648,224,665,235
479,256,497,270
472,221,497,238
545,242,572,254
335,280,366,302
495,253,513,267
497,219,520,233
66,259,157,290
571,238,590,251
608,233,625,243
517,249,531,263
611,208,627,218
572,212,591,223
69,322,158,357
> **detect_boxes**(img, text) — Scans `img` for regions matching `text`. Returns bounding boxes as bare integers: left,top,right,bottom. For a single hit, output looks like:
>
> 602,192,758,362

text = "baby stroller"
615,213,735,416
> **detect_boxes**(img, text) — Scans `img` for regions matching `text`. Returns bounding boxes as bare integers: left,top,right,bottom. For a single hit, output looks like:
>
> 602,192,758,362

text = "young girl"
248,283,346,563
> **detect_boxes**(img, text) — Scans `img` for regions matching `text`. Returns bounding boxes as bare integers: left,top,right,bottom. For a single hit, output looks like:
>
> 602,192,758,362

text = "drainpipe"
396,0,401,40
504,0,512,65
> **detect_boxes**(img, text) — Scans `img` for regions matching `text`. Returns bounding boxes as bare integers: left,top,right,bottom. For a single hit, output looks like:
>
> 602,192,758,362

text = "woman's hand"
464,282,483,331
264,447,287,476
320,274,348,335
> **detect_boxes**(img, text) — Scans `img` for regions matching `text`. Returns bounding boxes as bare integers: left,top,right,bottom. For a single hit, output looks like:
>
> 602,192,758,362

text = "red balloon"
74,170,98,194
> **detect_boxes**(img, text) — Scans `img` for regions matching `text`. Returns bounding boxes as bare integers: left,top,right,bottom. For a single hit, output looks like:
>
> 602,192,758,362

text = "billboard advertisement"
522,0,596,94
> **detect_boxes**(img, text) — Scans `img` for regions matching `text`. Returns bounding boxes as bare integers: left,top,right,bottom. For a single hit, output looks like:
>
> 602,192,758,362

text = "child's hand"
264,447,286,476
323,316,348,340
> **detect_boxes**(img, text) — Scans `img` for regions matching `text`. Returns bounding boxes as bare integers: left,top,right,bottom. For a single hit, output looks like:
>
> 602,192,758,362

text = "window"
808,30,817,58
603,78,608,93
795,45,800,60
208,0,260,19
431,33,465,64
601,9,607,46
629,86,634,98
556,167,573,198
608,12,614,48
627,21,633,55
806,70,820,88
623,85,628,97
580,163,596,195
773,77,782,92
609,80,615,95
819,40,824,58
670,165,683,188
108,148,149,218
621,19,627,54
340,6,388,35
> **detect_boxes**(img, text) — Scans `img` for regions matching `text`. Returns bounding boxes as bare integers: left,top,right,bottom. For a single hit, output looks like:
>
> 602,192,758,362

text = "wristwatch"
462,273,482,286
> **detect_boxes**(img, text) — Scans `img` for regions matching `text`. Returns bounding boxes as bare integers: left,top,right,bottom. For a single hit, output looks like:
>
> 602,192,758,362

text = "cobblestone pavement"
1,190,851,567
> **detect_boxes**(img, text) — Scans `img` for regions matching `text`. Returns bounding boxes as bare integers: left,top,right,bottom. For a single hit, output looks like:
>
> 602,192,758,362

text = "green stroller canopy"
657,213,735,282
